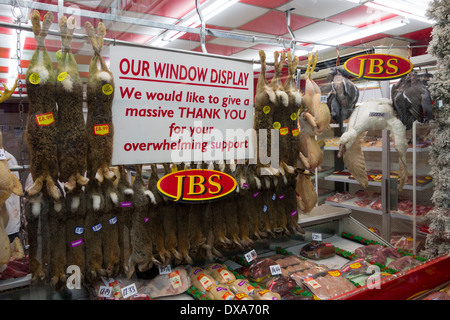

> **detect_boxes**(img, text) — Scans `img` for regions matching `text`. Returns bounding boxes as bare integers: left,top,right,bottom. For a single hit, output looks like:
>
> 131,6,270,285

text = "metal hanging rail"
1,0,429,59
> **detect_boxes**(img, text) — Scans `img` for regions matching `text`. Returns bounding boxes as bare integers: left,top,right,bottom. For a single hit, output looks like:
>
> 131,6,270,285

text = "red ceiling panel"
105,30,153,45
400,27,432,42
0,47,10,59
192,43,245,56
118,0,208,19
238,0,292,9
238,10,317,36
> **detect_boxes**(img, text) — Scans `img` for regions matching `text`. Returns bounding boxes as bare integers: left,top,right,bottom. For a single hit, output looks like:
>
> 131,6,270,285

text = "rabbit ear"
96,22,106,52
41,12,53,38
31,10,42,38
84,21,98,53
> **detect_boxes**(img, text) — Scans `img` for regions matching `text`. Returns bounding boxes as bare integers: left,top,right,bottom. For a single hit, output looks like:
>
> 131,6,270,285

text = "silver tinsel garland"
420,0,450,259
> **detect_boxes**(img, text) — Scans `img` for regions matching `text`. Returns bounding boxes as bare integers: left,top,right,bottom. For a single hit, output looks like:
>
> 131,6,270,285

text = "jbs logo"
157,169,236,203
344,54,413,80
93,124,110,136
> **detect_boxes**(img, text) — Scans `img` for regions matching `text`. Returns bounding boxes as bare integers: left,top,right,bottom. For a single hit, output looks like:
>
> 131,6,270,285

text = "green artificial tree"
420,0,450,259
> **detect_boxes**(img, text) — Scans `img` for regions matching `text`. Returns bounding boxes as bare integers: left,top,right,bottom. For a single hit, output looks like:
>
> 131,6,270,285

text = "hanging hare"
56,15,89,194
84,21,115,184
24,11,61,200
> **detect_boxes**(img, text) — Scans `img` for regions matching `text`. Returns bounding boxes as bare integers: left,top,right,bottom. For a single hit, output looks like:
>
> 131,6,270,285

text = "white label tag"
159,265,172,275
121,283,137,299
270,264,282,276
244,249,257,263
320,95,328,103
312,233,322,241
98,285,112,298
0,148,7,160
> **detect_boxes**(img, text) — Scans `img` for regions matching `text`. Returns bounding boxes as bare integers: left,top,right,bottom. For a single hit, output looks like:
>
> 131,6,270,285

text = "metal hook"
196,0,207,54
285,8,296,56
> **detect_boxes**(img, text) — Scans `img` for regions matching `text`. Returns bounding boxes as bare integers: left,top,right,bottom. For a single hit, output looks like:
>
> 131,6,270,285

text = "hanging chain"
11,0,25,168
11,0,29,250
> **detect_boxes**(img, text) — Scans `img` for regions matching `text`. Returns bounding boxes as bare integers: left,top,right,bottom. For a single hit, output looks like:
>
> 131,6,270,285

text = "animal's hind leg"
76,173,89,186
25,176,44,197
45,175,61,200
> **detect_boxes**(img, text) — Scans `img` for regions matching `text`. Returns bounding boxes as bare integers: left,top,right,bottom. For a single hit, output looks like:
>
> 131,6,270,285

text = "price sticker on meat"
270,264,282,276
35,112,55,126
93,124,110,135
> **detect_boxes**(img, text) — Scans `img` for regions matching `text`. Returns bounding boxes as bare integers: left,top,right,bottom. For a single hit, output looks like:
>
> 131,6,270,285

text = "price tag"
74,227,84,235
109,217,117,224
305,277,321,289
102,83,114,95
28,72,40,85
98,285,112,298
169,271,182,289
263,205,268,213
272,193,276,201
279,127,289,135
312,233,322,241
92,223,102,232
93,124,110,136
244,249,257,263
121,283,137,299
269,264,282,276
0,148,7,160
159,265,172,275
292,128,300,136
35,112,55,126
58,71,67,81
320,95,327,103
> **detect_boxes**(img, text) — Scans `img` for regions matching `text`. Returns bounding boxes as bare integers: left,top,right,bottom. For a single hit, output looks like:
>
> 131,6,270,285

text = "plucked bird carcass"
24,11,61,200
338,98,408,190
391,71,433,130
324,67,359,133
298,51,331,136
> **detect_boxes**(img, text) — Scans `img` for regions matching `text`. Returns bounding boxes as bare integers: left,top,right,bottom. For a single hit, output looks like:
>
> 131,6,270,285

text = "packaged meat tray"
205,284,235,300
245,258,280,282
252,289,281,300
189,267,216,293
262,276,298,296
228,279,255,296
281,260,316,276
300,241,336,260
387,256,422,272
326,192,353,203
274,255,306,268
205,263,236,284
289,265,329,286
302,270,357,300
340,258,373,278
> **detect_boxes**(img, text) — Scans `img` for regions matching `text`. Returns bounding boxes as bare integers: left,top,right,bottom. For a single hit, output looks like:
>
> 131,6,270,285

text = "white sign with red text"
110,45,254,165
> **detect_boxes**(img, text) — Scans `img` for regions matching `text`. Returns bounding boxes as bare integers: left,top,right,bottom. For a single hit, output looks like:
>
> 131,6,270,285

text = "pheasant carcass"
338,98,408,190
324,67,359,134
391,71,433,130
24,11,61,200
298,51,331,136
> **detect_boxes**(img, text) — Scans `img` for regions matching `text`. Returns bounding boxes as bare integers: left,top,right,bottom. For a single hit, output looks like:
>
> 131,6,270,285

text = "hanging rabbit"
84,21,115,184
24,11,60,200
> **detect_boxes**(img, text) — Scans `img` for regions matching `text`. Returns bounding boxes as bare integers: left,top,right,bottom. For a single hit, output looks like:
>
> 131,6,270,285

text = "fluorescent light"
345,0,434,24
151,0,239,47
312,16,408,51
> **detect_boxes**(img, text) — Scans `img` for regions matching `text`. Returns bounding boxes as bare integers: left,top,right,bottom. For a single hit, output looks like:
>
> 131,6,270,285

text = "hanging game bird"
391,71,433,130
